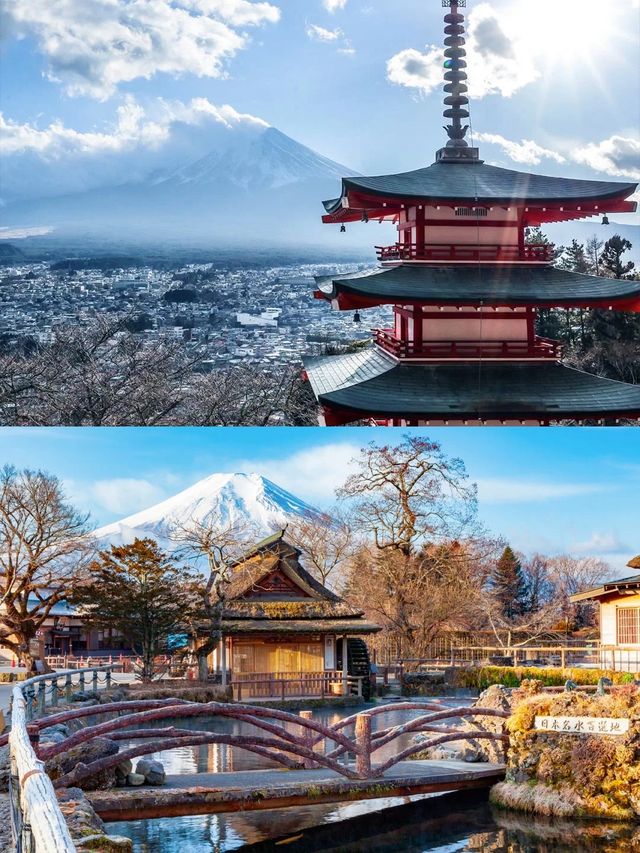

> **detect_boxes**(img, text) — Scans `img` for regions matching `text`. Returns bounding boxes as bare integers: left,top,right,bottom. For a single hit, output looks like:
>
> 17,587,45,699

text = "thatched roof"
627,555,640,570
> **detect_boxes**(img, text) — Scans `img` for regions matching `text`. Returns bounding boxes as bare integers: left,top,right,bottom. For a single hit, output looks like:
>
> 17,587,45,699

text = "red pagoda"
303,0,640,427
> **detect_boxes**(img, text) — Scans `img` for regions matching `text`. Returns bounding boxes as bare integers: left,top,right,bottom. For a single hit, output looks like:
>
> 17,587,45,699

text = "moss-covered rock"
492,685,640,820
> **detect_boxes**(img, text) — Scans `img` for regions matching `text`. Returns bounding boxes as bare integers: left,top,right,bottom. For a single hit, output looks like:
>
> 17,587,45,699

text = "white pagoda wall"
400,206,521,247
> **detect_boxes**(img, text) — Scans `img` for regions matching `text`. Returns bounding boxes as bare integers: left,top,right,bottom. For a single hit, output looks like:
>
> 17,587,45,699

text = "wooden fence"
232,670,364,701
8,666,114,853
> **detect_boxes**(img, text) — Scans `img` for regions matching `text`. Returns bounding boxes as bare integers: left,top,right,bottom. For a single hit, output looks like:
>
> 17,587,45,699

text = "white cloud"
387,2,539,99
237,442,361,506
306,24,343,42
91,478,167,515
323,0,347,11
0,96,267,158
476,478,605,504
572,532,630,556
572,135,640,181
3,0,280,100
0,95,269,201
387,46,444,94
474,132,566,166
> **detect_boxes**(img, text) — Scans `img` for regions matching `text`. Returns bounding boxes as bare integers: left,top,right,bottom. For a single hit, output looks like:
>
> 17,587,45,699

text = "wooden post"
37,682,46,715
51,678,58,707
561,648,566,672
342,637,349,696
64,674,73,703
299,710,316,768
106,668,112,690
221,637,228,688
92,670,98,693
357,677,363,698
355,713,372,777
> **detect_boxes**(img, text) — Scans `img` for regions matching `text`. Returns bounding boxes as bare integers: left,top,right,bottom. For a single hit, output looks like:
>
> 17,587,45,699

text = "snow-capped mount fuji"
93,473,322,557
158,127,353,192
2,124,376,248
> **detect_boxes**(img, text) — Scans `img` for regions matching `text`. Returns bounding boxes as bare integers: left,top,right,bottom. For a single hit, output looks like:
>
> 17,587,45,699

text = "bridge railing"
9,666,114,853
20,699,510,789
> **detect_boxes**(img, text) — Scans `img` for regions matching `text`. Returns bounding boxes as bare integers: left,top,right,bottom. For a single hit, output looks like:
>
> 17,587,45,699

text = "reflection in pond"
110,789,640,853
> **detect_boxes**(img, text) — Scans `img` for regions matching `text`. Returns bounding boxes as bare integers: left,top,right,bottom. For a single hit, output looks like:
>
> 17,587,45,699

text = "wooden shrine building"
303,0,640,426
206,532,380,700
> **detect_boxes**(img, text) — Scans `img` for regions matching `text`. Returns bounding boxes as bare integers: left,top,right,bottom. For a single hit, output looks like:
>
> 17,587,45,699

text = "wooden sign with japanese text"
534,716,629,736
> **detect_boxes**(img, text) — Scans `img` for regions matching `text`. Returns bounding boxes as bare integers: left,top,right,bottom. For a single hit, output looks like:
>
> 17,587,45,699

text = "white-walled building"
571,555,640,672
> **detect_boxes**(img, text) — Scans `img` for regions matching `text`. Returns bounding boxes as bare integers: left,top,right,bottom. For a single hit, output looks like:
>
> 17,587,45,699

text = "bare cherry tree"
0,466,93,671
338,436,478,556
169,519,259,682
286,508,358,590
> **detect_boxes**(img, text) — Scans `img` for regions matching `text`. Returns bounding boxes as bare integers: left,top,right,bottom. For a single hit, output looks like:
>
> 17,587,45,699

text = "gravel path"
0,793,14,852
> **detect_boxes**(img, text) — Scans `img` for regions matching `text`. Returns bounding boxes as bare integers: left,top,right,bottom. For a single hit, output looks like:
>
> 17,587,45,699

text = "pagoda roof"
323,162,637,213
303,348,640,421
315,264,640,311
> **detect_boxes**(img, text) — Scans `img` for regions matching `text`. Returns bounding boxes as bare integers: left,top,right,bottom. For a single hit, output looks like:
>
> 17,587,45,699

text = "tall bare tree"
169,520,258,682
338,436,478,556
286,509,358,590
0,466,92,670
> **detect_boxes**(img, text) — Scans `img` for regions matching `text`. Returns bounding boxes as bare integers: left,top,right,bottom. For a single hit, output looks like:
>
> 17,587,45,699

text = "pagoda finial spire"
436,0,481,164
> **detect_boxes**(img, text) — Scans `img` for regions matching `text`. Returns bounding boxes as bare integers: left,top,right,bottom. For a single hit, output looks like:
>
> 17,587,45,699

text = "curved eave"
322,166,637,224
302,349,640,421
313,265,640,311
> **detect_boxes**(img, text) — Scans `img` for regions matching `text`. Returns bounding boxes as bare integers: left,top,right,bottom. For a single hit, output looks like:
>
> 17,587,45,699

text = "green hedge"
455,665,635,691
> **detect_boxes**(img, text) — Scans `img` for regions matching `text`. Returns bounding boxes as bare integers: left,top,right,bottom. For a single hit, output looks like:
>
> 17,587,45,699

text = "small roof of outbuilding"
570,574,640,603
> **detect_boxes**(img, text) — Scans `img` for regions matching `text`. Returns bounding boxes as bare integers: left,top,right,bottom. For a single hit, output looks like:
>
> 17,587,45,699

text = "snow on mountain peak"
93,472,322,555
162,126,355,191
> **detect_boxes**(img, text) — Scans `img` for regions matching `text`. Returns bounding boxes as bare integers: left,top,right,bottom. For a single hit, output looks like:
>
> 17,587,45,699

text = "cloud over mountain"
4,0,280,100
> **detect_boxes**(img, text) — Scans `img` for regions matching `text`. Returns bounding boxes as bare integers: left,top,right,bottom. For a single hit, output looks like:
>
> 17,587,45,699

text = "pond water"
107,699,638,852
110,790,640,853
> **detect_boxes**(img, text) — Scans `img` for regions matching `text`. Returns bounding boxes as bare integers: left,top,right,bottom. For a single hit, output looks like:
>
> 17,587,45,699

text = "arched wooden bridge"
14,695,508,824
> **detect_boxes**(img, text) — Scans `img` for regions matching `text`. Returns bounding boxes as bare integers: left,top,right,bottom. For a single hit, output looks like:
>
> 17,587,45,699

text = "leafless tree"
286,508,358,590
0,319,318,426
0,466,93,671
169,519,259,682
338,436,478,556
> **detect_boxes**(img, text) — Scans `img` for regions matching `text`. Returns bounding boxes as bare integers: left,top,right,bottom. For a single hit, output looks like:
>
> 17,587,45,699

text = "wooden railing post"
355,713,372,777
299,710,316,769
106,668,112,690
79,671,86,693
64,674,73,703
37,682,46,716
51,677,58,707
92,670,98,693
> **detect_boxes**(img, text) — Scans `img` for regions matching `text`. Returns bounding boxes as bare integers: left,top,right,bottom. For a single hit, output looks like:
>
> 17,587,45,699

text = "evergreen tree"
70,538,201,682
491,546,527,620
600,235,635,280
559,239,590,274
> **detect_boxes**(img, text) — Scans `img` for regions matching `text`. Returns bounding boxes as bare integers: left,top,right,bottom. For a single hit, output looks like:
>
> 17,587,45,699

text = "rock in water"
135,758,166,785
46,737,120,790
127,773,146,787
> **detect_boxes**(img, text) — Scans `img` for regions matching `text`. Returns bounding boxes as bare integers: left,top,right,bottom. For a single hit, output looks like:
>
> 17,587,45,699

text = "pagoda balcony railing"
374,329,564,360
375,243,554,264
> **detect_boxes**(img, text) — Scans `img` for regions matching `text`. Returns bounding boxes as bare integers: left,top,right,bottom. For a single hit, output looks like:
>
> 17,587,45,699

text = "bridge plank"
88,759,505,822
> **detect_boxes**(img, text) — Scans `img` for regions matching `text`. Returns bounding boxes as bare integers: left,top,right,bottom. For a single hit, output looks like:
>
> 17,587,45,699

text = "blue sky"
1,427,638,574
1,0,638,209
